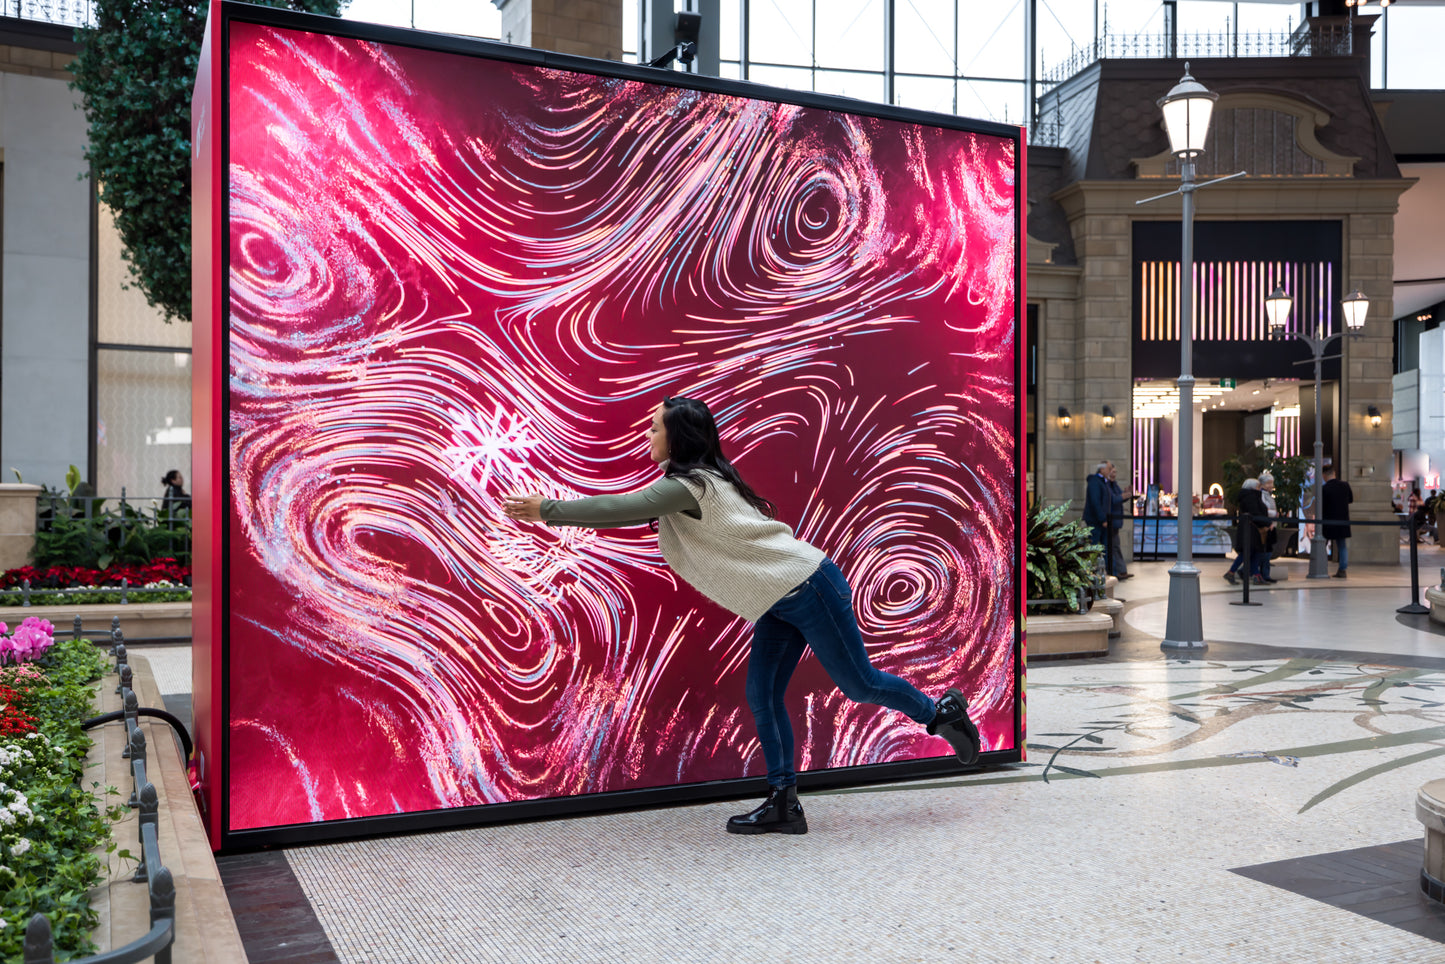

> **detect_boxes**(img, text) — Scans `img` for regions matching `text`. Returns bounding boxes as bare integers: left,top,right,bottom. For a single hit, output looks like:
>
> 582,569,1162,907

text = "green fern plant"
1026,500,1104,614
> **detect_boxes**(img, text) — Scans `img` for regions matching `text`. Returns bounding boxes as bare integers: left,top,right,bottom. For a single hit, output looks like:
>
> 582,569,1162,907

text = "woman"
161,469,189,514
504,396,980,836
1236,478,1272,584
1257,473,1280,584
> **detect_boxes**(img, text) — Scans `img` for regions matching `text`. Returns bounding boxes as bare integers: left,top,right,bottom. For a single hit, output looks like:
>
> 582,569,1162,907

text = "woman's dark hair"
661,396,776,519
162,470,182,488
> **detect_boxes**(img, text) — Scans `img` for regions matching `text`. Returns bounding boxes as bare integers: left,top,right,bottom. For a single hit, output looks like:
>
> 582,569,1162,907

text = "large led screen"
210,7,1023,841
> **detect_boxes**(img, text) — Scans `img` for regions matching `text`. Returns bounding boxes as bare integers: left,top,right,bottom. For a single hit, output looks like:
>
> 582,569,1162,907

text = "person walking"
1321,464,1353,578
1257,472,1280,583
1083,461,1112,571
1236,478,1271,584
503,396,982,836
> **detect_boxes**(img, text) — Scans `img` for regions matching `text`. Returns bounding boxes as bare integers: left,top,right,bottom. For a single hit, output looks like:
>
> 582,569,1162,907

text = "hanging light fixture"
1057,407,1072,428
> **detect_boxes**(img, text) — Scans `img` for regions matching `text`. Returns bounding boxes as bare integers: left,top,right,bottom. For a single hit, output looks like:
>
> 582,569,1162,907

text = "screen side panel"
224,20,1019,832
192,0,225,848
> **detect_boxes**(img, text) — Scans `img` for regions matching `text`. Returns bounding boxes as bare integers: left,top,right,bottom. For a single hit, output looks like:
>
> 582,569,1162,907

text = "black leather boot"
928,687,981,765
725,785,808,835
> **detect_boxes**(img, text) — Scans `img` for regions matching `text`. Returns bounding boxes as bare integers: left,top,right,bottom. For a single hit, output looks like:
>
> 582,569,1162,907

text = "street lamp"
1267,284,1369,578
1136,64,1242,652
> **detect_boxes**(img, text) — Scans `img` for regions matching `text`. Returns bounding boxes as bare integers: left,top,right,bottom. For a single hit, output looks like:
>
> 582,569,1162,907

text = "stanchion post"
1231,514,1261,607
1399,512,1430,614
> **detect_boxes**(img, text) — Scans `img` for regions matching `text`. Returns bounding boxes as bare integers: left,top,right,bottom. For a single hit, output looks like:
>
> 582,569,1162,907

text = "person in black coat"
161,469,190,515
1105,462,1132,579
1236,478,1272,583
1320,464,1353,578
1083,461,1112,565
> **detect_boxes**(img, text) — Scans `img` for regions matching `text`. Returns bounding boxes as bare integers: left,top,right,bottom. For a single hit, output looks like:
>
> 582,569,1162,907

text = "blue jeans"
746,559,936,788
1331,538,1349,570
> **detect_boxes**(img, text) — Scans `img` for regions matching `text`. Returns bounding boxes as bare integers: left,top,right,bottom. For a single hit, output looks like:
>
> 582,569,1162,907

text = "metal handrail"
22,621,179,964
1041,18,1353,86
3,0,94,27
1,579,190,608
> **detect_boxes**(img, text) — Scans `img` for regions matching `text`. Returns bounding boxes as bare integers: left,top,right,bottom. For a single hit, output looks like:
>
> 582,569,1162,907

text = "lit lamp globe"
1158,64,1219,158
1265,285,1293,335
1342,287,1369,330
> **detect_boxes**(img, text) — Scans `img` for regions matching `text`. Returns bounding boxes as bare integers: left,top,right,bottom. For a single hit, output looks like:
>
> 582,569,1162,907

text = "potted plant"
1026,501,1104,614
1221,444,1312,555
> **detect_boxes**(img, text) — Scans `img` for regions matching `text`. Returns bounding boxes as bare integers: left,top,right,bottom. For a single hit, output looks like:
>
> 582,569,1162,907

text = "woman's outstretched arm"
505,477,699,529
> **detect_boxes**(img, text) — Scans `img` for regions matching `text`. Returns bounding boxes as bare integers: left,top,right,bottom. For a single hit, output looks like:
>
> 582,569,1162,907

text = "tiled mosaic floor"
271,654,1445,963
164,554,1445,962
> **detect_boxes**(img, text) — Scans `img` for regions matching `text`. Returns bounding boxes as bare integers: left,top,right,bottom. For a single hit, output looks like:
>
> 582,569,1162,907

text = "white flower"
9,837,29,856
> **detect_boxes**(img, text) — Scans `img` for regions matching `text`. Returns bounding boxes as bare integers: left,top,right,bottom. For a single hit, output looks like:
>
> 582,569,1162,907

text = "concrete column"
1343,210,1401,564
0,484,40,572
494,0,623,61
1069,212,1133,537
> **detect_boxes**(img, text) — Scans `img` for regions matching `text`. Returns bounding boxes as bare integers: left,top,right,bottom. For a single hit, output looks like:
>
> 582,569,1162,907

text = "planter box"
1427,586,1445,626
1027,611,1112,659
6,602,190,641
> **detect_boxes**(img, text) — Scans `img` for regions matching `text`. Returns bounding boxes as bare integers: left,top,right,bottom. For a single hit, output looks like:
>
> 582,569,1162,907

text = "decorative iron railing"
2,0,94,27
1041,18,1353,86
24,619,184,964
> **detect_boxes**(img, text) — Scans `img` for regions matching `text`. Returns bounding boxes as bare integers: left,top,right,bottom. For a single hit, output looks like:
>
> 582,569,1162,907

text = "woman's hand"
504,494,545,523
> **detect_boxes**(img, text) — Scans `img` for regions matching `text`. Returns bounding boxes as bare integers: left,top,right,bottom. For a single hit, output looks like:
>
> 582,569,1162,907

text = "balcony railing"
2,0,94,27
1041,18,1354,86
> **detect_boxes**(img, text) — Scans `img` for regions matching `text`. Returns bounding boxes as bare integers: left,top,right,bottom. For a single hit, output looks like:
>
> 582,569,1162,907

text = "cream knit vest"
658,471,826,622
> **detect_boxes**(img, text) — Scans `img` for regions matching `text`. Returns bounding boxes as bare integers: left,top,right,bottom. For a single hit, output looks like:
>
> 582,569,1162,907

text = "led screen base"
194,1,1026,850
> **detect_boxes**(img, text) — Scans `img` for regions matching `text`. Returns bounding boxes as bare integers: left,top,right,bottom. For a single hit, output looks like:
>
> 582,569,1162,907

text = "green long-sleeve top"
540,477,701,529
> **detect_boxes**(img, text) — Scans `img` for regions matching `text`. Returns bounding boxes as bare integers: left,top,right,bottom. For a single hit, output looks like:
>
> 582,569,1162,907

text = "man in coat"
1321,463,1353,578
1083,461,1122,577
1105,461,1132,579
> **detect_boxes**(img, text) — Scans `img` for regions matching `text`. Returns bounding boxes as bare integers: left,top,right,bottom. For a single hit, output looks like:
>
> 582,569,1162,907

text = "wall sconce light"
1102,405,1116,428
1367,405,1382,428
1058,406,1072,428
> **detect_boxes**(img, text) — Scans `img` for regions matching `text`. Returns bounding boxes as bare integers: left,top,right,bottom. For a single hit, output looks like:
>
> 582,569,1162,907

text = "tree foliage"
70,0,347,323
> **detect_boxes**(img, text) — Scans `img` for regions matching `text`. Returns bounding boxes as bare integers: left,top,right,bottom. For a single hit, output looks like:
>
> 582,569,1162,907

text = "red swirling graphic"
225,23,1019,830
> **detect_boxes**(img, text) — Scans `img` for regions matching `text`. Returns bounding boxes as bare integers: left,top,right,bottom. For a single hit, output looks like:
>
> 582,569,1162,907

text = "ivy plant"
70,0,349,322
1026,501,1104,614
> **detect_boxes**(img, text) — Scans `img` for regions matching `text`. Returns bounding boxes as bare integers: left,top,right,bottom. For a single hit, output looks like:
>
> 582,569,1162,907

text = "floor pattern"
1233,839,1445,942
273,655,1445,963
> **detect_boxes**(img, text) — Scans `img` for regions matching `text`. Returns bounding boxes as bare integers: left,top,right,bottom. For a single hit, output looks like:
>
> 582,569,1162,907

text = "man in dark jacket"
1083,461,1112,571
1105,462,1132,579
1321,464,1353,578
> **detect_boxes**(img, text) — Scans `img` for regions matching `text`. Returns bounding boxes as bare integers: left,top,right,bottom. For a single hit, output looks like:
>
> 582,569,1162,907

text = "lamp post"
1266,284,1369,578
1136,64,1241,651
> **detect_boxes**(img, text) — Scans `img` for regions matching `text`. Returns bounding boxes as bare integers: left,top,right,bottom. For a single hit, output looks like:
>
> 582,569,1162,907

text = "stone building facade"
1027,15,1411,564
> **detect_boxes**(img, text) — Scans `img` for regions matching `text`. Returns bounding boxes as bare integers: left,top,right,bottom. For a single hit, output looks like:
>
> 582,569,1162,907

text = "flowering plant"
0,559,190,590
0,561,191,608
0,639,114,960
0,618,54,667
